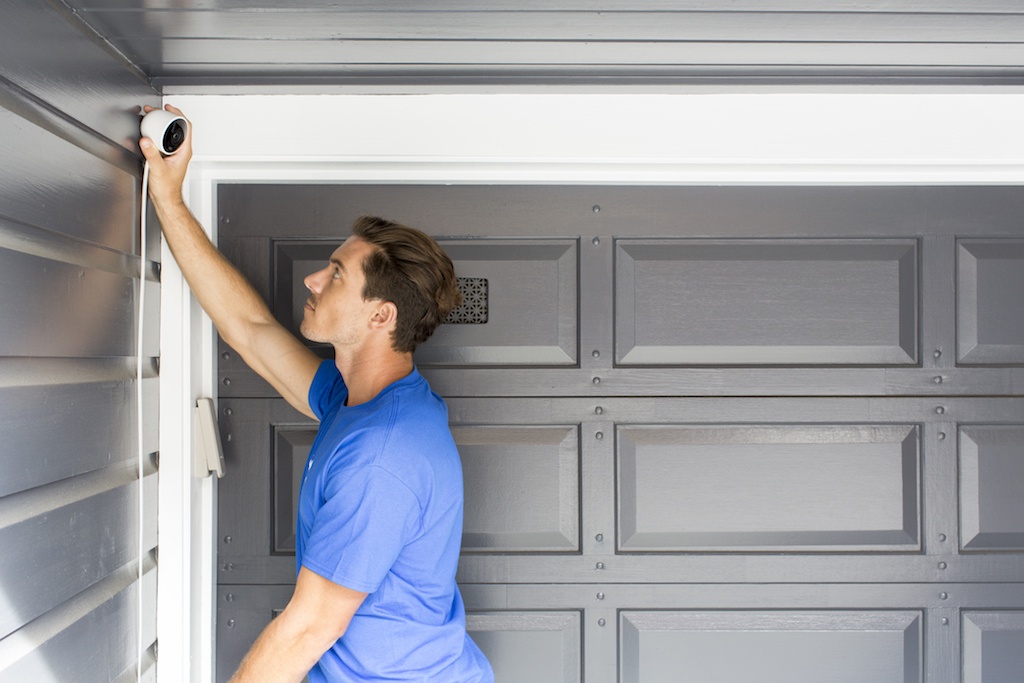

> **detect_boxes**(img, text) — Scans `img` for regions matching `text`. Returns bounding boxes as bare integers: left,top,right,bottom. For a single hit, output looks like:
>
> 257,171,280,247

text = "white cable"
137,159,150,682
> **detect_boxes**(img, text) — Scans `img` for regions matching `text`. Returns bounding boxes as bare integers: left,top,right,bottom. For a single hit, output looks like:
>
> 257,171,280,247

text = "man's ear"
369,301,399,331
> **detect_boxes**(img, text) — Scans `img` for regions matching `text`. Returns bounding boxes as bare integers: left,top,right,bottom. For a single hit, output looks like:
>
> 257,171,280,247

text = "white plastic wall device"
194,397,226,479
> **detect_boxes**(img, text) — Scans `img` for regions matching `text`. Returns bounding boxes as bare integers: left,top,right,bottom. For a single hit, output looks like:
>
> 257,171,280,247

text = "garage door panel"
617,424,920,552
615,239,917,366
959,425,1024,551
422,239,578,366
273,426,317,555
620,610,921,683
957,240,1024,365
457,424,580,553
270,238,578,368
467,611,581,683
963,611,1024,683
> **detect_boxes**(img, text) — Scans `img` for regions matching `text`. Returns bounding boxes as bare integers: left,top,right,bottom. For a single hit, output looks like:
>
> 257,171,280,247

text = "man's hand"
139,104,192,209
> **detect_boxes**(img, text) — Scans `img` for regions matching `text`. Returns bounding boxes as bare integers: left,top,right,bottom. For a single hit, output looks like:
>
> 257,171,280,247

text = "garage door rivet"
222,351,231,361
597,593,605,601
596,562,605,570
938,534,947,542
940,592,948,600
227,619,235,628
598,618,606,627
226,433,233,442
595,533,604,542
592,237,601,246
592,205,601,213
592,349,600,358
223,535,232,544
595,406,604,415
225,594,234,602
225,408,233,416
933,376,943,384
595,431,604,440
593,377,601,385
941,618,950,625
938,432,946,440
939,562,948,570
935,406,944,414
223,377,232,386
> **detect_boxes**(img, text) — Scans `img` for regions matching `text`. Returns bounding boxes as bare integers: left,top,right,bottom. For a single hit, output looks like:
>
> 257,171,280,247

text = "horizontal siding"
0,106,140,255
0,3,159,681
69,0,1024,14
0,470,157,641
0,0,156,146
58,0,1024,84
0,558,156,682
120,40,1024,68
70,11,1024,43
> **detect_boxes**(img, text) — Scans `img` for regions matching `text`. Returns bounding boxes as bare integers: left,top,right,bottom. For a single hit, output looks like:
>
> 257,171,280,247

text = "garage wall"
0,2,160,681
213,183,1024,682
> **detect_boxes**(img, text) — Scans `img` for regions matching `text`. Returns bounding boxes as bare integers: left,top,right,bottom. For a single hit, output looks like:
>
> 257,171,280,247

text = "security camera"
140,109,188,155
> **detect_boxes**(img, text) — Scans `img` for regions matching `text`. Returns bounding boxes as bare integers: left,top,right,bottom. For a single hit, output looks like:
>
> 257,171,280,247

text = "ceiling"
60,0,1024,89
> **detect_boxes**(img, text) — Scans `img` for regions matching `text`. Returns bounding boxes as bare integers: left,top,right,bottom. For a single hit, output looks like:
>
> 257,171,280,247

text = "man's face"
300,236,382,348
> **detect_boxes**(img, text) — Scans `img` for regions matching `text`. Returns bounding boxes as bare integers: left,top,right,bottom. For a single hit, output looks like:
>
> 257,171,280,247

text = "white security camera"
140,109,188,155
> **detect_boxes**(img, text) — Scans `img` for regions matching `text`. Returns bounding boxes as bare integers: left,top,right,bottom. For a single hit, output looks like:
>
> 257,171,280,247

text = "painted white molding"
169,93,1024,183
156,167,218,683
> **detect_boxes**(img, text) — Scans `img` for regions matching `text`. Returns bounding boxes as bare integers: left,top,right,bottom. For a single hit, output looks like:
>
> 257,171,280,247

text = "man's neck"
334,348,414,407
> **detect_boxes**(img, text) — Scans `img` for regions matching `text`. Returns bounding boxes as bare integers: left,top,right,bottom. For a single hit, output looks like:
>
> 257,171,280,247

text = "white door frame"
156,91,1024,683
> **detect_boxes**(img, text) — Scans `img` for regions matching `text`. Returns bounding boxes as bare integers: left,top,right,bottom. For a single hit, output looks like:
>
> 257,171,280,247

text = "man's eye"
332,270,341,279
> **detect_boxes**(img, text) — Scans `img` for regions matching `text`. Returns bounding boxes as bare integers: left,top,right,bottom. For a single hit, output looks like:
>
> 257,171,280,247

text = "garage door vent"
446,277,488,324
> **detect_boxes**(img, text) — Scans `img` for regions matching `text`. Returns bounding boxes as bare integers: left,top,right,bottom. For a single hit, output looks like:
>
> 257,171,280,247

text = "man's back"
299,360,492,682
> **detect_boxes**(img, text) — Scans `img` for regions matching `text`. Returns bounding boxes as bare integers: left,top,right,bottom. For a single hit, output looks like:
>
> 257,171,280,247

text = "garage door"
214,184,1024,683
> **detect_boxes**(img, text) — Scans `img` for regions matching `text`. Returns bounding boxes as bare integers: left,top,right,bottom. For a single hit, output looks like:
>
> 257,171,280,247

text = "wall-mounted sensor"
140,109,188,155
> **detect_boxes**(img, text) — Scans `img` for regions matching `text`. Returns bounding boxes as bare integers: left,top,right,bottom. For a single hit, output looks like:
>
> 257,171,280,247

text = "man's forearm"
153,198,276,348
229,612,327,683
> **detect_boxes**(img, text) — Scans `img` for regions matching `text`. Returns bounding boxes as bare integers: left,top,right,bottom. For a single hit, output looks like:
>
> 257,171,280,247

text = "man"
141,105,493,683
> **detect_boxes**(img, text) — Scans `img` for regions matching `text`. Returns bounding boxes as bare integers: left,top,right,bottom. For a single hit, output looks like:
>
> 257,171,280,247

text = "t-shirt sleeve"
301,463,423,593
308,359,347,421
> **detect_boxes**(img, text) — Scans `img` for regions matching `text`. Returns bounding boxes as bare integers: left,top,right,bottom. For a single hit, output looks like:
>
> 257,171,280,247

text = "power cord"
137,158,150,682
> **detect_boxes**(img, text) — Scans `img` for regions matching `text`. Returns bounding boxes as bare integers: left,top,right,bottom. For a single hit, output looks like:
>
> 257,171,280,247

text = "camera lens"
163,121,185,153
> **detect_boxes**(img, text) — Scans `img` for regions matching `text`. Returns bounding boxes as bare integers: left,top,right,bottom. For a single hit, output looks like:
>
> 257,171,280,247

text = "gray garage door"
213,185,1024,683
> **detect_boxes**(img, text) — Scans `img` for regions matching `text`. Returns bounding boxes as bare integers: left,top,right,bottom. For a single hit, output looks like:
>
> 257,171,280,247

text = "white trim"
156,91,1024,682
170,93,1024,184
156,167,218,683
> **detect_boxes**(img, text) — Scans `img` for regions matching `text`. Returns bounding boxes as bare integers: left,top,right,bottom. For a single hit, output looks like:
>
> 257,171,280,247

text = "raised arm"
140,105,320,418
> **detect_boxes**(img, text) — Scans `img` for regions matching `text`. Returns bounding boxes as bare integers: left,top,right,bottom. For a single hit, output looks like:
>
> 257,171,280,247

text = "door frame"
156,91,1024,683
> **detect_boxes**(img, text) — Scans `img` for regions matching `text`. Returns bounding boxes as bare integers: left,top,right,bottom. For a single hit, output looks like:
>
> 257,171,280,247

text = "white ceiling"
63,0,1024,88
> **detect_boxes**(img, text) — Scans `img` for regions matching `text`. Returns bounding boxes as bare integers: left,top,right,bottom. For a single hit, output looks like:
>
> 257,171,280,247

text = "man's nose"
304,267,327,293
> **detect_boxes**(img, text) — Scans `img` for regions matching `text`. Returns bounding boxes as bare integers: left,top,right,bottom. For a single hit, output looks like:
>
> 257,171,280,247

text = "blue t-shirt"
299,360,493,683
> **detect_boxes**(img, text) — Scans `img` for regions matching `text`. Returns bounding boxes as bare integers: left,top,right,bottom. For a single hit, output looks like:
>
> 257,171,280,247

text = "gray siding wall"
0,2,161,681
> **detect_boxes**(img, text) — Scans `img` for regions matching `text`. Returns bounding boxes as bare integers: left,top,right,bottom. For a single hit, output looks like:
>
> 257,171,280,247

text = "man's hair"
352,215,461,353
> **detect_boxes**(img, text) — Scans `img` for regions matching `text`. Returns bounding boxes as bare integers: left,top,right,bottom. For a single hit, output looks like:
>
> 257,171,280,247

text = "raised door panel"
271,238,578,367
957,240,1024,365
620,611,921,683
959,425,1024,551
615,239,917,366
617,424,920,552
468,611,581,683
963,611,1024,683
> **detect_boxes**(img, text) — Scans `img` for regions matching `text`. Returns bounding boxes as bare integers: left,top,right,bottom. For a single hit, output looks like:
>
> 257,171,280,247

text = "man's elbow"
271,607,346,667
